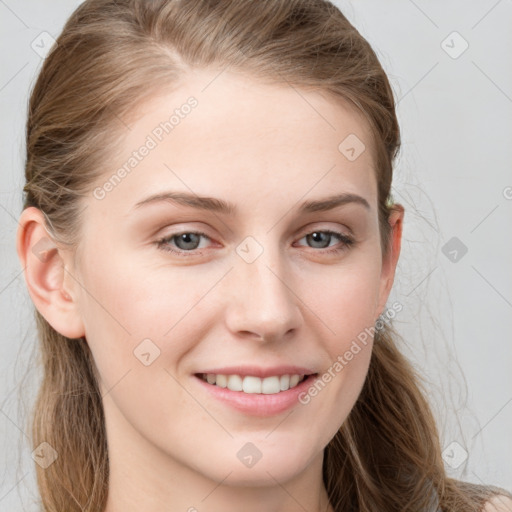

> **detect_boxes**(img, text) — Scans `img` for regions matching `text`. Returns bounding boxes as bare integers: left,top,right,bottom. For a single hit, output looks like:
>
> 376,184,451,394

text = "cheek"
75,256,210,447
75,249,224,391
298,253,383,344
79,246,198,334
294,255,381,422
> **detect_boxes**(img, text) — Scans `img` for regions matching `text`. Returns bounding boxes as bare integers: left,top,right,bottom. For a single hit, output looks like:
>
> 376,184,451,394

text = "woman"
15,0,512,510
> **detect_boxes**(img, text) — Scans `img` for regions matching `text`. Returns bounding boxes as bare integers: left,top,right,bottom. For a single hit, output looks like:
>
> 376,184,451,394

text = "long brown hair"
21,1,510,510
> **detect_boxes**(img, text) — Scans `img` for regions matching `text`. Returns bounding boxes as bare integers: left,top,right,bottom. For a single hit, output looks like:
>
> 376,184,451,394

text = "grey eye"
305,231,334,249
173,232,203,250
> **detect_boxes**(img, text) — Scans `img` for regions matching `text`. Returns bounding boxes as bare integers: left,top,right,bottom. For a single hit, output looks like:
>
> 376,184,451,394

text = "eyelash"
155,229,355,256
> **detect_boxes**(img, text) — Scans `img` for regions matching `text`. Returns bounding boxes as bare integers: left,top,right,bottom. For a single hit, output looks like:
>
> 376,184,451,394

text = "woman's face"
59,69,402,486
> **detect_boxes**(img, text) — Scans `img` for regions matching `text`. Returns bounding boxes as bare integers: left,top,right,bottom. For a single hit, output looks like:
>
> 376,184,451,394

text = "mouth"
192,365,319,416
194,372,317,395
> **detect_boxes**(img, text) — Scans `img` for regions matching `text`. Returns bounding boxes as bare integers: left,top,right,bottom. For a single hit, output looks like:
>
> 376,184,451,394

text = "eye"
156,231,211,255
295,230,355,254
155,228,355,257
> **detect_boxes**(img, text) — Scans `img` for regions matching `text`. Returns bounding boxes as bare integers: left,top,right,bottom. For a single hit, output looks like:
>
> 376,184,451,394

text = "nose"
223,243,304,343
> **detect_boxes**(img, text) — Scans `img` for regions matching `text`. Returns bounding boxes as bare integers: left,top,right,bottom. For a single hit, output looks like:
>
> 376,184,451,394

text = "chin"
192,437,320,486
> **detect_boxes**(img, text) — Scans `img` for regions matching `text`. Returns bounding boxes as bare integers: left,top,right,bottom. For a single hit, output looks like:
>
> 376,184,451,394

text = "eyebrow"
132,191,370,214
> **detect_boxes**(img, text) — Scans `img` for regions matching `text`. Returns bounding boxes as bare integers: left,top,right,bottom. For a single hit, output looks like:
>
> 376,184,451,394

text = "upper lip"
195,365,317,378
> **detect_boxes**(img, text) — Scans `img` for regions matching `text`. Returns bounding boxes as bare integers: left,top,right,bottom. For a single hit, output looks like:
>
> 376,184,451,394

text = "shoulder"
481,495,512,512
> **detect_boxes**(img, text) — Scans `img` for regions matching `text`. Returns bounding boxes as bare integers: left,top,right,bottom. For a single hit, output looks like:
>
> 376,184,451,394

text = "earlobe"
16,207,85,339
376,204,404,317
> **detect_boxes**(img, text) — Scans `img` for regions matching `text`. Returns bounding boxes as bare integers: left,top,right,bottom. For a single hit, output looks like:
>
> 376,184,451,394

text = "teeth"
200,373,307,395
216,374,227,388
227,375,243,391
261,376,280,394
243,376,262,394
289,374,300,388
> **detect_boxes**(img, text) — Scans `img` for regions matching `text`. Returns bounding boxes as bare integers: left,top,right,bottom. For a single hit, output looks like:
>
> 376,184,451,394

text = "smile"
197,373,307,394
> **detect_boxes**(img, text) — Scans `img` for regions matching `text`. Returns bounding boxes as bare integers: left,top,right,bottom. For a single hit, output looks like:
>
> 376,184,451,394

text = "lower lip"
193,374,318,417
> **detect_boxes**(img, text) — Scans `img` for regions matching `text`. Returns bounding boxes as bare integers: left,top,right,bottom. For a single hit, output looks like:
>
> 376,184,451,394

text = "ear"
375,204,404,317
16,206,85,339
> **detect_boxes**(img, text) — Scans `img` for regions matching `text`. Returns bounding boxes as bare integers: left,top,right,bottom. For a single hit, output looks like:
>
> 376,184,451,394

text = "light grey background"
1,0,511,509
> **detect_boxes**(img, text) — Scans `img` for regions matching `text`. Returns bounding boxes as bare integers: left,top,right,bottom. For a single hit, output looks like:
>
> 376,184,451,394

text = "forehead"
92,68,377,216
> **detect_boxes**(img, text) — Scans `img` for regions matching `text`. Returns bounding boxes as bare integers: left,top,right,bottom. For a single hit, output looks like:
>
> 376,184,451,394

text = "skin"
17,68,404,512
